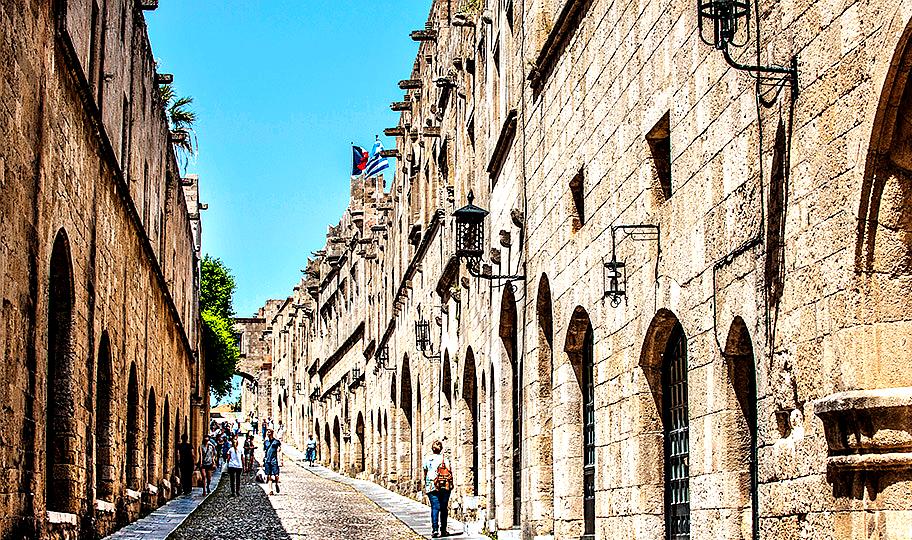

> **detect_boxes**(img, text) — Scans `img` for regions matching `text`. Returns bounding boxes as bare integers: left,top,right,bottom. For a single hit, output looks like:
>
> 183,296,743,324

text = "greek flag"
363,140,390,177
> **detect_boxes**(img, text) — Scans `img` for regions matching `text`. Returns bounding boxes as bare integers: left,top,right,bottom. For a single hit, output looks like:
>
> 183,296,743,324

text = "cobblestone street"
171,459,423,540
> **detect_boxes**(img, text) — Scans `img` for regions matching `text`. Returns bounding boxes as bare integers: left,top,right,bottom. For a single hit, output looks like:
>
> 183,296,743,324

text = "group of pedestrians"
176,416,455,537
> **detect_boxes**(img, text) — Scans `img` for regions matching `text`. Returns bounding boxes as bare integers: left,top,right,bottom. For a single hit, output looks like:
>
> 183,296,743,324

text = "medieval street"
3,0,912,539
169,458,426,540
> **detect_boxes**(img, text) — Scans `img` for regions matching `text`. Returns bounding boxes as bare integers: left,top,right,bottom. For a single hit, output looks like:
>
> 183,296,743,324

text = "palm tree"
159,84,197,170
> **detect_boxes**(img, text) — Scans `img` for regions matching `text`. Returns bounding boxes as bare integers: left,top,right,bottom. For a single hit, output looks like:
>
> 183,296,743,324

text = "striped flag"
364,139,390,178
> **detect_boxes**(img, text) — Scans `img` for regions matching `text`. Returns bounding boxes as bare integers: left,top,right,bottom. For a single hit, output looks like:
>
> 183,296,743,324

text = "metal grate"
663,324,690,540
583,326,596,536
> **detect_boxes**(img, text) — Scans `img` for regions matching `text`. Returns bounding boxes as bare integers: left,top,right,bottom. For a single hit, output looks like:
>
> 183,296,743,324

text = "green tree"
200,255,239,400
201,256,236,319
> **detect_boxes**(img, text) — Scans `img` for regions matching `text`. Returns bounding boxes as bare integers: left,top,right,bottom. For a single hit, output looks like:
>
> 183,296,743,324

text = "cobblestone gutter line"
282,444,486,540
103,466,225,540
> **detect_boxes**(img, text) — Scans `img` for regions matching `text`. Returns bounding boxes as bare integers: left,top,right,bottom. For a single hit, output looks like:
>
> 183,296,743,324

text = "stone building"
248,0,912,539
0,1,206,538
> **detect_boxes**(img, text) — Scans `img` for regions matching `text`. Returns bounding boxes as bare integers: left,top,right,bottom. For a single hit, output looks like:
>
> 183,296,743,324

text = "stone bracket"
813,387,912,473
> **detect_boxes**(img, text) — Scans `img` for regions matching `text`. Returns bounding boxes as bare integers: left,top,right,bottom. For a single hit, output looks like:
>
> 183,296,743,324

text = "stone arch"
46,229,78,514
332,416,341,470
383,410,389,478
852,15,912,389
162,396,171,482
126,363,140,490
442,350,453,421
355,412,366,474
415,381,423,481
639,309,690,539
723,317,758,532
499,285,522,527
146,388,158,486
323,422,331,469
95,332,115,501
556,306,594,539
458,347,478,496
532,274,554,536
399,355,414,483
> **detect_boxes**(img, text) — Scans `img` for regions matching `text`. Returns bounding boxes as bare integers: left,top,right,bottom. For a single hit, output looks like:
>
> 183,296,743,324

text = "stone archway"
458,348,478,497
853,16,912,390
532,274,554,536
499,285,521,528
95,332,115,502
46,229,78,514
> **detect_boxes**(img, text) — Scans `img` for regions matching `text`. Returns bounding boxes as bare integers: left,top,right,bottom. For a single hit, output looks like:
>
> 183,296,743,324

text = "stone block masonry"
0,1,205,538
253,0,912,539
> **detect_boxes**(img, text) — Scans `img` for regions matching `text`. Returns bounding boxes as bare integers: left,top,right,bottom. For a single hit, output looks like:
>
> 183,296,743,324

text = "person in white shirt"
226,436,244,496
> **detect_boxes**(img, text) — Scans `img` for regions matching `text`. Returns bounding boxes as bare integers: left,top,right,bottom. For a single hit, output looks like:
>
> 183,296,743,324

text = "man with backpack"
423,440,453,538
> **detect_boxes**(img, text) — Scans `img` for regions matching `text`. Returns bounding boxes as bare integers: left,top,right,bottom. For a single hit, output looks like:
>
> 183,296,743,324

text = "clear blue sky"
146,1,430,318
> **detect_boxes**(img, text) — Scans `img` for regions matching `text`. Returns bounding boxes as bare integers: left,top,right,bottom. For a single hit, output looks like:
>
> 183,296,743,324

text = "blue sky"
146,1,430,318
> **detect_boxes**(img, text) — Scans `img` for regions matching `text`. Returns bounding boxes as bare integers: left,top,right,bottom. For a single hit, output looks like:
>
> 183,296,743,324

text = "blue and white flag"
364,139,390,177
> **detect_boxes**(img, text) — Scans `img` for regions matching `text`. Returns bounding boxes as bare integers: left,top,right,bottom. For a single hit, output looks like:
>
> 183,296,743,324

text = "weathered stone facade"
248,0,912,539
0,1,205,538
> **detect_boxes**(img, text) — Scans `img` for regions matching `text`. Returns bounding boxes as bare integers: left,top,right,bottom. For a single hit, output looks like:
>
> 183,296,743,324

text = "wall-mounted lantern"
375,345,396,373
604,225,660,308
295,382,307,396
603,259,627,308
415,318,431,352
453,191,525,281
698,0,797,92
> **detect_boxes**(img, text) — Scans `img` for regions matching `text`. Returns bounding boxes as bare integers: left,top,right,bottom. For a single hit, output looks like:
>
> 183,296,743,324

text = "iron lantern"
453,190,489,259
378,345,390,366
603,259,627,308
415,318,432,352
698,0,750,50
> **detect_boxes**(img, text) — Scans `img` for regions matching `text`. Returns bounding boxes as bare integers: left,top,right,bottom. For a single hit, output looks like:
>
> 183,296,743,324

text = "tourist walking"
227,436,244,496
176,433,195,496
198,435,216,495
263,428,282,495
423,440,453,538
243,432,256,473
305,433,317,466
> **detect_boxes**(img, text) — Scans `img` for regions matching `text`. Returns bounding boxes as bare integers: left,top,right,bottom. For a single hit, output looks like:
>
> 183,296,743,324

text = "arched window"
725,318,758,536
46,230,77,513
663,323,689,540
535,274,554,535
563,306,595,539
582,322,595,539
126,363,140,489
355,413,365,474
95,333,114,501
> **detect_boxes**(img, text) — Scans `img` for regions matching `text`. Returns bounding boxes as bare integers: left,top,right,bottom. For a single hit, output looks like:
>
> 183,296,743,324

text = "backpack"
434,458,454,491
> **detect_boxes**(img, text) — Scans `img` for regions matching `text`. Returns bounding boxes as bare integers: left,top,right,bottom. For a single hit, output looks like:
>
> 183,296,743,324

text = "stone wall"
0,1,204,538
248,0,912,539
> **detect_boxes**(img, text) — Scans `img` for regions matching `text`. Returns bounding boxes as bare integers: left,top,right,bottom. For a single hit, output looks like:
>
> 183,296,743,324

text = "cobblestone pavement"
171,458,423,539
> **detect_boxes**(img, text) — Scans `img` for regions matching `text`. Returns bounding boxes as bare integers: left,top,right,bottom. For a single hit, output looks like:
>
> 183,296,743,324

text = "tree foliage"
201,256,236,319
158,83,198,170
200,255,239,400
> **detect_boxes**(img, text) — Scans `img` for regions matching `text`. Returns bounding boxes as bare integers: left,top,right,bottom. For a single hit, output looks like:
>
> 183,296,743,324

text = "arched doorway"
534,274,554,535
724,317,758,537
332,416,342,470
399,356,413,483
162,397,171,482
146,388,158,486
126,363,140,490
46,229,78,513
355,412,365,474
95,333,114,502
458,348,478,496
855,17,912,390
499,285,521,527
